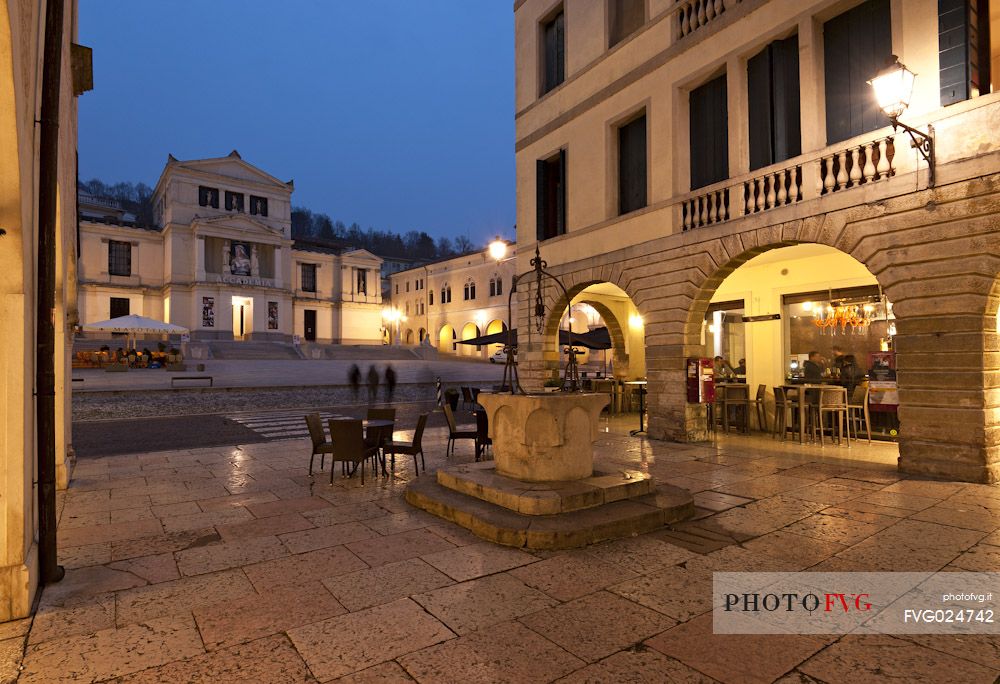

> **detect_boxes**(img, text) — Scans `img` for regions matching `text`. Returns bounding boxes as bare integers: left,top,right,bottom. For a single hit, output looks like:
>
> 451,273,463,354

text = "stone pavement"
6,417,1000,683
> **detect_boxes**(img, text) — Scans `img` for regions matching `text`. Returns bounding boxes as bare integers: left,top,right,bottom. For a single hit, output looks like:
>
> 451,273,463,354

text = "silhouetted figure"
366,365,379,403
348,364,361,401
384,365,397,403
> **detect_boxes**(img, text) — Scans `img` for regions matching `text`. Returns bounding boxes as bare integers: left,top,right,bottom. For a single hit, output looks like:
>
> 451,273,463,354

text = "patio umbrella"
456,326,612,350
81,314,188,350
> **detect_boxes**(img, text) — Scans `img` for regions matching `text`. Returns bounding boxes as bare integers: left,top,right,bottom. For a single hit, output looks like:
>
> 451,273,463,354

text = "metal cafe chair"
365,408,396,476
752,384,768,432
847,385,872,445
813,386,850,447
442,404,477,457
475,409,492,461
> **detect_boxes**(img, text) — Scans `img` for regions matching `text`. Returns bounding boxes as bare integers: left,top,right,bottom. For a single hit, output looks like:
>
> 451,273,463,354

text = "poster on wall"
230,242,252,276
267,301,278,330
202,296,215,327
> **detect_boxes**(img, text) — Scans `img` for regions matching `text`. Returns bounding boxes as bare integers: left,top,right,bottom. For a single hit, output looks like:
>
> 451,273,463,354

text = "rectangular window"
536,150,567,241
542,8,565,95
301,264,316,293
225,191,245,212
249,195,268,216
618,113,647,214
357,269,368,295
110,297,130,319
609,0,645,48
108,240,131,276
689,75,729,190
429,290,434,306
823,0,892,144
406,282,410,292
198,186,219,208
939,0,994,105
748,35,801,171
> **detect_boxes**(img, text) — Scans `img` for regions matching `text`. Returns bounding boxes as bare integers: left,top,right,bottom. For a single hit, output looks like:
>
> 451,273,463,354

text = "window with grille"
301,264,316,292
108,240,131,276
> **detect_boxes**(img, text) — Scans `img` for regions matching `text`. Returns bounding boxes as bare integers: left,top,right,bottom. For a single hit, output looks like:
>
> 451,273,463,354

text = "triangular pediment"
342,248,382,263
192,214,287,240
163,152,293,191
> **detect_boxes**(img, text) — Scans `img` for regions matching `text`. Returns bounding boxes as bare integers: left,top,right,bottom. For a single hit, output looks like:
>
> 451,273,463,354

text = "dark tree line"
78,178,481,260
291,206,478,260
78,178,155,226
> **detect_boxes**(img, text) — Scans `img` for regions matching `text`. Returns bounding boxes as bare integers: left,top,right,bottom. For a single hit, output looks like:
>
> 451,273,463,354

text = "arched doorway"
485,319,507,358
460,322,481,358
405,329,413,345
686,243,898,446
418,327,426,343
544,282,640,383
438,324,457,354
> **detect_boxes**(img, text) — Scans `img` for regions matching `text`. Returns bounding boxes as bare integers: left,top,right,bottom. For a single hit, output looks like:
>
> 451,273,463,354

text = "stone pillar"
273,247,282,287
895,311,1000,483
195,237,205,281
222,240,231,276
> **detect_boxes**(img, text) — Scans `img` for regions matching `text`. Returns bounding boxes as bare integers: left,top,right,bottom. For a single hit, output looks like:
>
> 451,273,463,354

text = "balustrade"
742,166,801,215
675,0,739,39
682,187,729,231
816,137,895,195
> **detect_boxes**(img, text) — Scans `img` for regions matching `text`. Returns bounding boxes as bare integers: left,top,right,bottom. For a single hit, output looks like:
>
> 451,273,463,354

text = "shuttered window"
748,35,801,171
689,75,728,190
618,114,647,215
108,240,132,276
823,0,892,145
939,0,993,105
542,9,565,95
301,264,316,293
536,150,567,241
609,0,645,48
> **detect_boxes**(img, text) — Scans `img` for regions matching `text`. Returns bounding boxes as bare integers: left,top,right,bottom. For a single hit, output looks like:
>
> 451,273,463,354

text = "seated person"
733,358,747,375
803,351,825,381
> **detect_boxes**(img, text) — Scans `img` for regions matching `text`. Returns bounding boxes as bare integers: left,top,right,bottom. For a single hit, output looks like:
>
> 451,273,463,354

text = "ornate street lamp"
868,55,935,187
489,239,579,394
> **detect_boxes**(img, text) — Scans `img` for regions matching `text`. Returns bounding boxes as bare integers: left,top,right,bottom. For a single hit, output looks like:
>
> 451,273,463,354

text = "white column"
195,237,205,281
273,247,282,288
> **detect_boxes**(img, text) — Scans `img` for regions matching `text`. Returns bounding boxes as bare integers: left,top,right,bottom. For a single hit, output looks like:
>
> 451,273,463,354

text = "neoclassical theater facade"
77,152,384,344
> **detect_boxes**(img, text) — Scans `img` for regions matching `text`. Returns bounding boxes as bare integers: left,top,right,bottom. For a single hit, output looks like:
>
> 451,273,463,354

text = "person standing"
348,364,361,401
366,365,379,403
384,365,397,403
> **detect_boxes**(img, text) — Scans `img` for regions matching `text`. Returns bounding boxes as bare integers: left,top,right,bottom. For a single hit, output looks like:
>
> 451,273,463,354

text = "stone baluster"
849,147,862,186
743,183,752,215
789,167,799,202
863,142,877,181
765,174,777,208
777,169,788,205
835,151,848,190
695,196,704,227
719,190,728,220
876,137,891,178
705,0,715,21
697,1,706,27
707,192,716,224
822,157,835,194
683,201,692,230
715,0,725,15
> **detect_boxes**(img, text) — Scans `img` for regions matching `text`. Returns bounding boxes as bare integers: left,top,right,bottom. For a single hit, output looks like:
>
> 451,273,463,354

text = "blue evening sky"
78,1,515,244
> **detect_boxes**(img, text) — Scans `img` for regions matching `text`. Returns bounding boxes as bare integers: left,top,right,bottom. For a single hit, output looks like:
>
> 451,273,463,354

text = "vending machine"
686,357,715,403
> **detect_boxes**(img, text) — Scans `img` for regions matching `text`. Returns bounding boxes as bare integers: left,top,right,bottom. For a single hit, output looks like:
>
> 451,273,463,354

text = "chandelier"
812,296,883,336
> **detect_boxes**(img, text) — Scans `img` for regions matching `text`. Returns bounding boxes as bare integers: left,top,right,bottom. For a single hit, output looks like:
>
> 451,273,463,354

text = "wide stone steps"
405,472,693,550
208,342,302,360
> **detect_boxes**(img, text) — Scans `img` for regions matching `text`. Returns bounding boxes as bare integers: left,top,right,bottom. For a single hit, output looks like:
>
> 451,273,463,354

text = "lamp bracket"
891,118,935,187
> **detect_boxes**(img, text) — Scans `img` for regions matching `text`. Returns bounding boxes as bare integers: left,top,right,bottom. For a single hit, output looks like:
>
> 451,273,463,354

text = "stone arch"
438,324,457,354
418,327,426,343
404,329,413,345
460,322,480,357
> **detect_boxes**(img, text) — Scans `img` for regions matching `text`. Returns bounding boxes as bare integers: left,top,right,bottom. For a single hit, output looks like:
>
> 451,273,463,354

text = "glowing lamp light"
488,237,508,262
629,313,644,329
868,57,916,120
802,301,813,312
707,324,717,334
382,307,401,322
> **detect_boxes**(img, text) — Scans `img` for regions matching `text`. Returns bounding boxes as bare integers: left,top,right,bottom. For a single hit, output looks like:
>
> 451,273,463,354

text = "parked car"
489,349,508,364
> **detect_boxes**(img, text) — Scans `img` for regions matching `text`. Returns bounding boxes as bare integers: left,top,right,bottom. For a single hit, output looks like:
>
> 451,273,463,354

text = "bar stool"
722,384,751,434
814,386,849,447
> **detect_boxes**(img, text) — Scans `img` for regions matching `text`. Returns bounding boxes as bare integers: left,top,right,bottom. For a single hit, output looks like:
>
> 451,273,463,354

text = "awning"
81,314,189,335
457,326,612,350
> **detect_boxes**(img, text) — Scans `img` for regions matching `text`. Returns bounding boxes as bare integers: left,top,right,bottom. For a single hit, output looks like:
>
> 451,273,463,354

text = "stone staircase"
298,344,421,361
207,341,303,360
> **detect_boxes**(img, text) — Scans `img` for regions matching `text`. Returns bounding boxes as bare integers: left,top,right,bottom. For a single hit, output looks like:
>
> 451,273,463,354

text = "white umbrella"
81,315,188,350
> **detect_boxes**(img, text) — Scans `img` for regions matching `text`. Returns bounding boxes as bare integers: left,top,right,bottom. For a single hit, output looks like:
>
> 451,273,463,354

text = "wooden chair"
442,404,476,457
385,413,429,473
813,386,849,447
721,383,750,434
752,384,768,432
460,386,475,411
772,387,789,440
847,385,872,444
304,413,335,475
475,410,492,461
327,419,379,485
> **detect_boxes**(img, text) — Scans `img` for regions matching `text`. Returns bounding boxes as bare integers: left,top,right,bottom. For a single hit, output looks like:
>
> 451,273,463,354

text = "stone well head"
477,392,609,482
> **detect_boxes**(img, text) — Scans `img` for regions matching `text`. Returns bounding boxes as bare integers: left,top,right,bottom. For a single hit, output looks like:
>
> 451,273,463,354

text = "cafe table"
327,418,395,475
780,383,845,444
